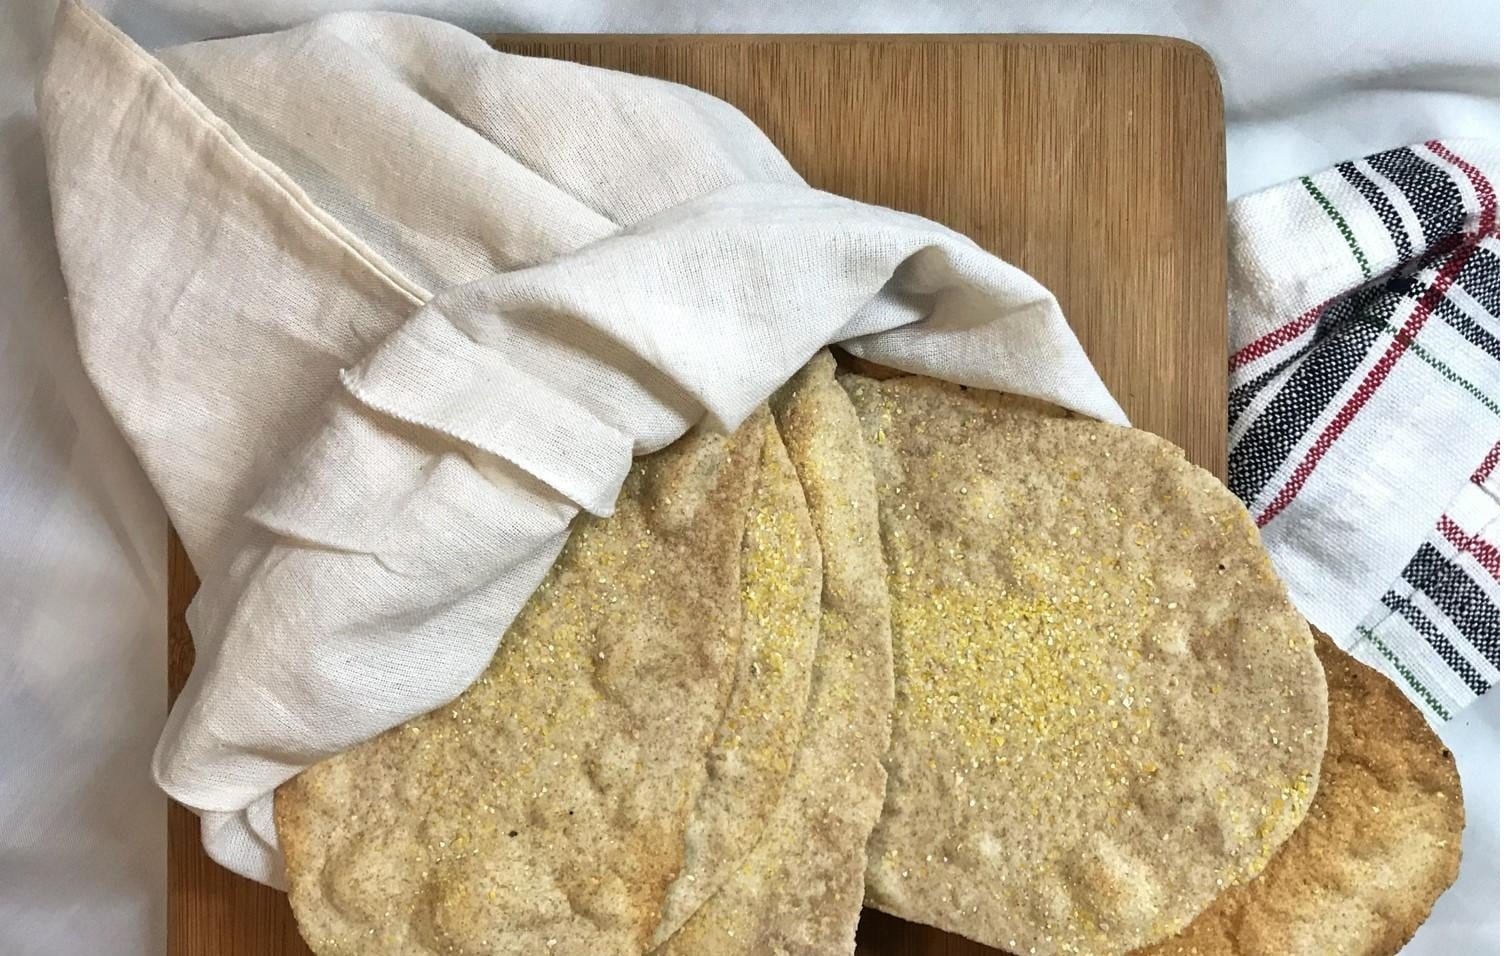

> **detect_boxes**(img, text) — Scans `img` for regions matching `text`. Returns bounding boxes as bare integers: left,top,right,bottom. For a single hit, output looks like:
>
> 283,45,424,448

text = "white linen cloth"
1,1,1496,954
39,0,1125,887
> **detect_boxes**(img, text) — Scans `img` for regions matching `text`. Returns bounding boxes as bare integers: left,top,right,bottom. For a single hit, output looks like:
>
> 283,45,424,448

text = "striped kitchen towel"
1228,139,1499,723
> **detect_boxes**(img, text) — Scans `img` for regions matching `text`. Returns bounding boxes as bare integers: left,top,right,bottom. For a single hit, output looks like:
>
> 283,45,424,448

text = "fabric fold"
39,0,1125,884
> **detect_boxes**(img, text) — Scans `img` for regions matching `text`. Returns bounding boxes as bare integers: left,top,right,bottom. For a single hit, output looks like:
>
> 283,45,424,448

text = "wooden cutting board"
167,34,1224,956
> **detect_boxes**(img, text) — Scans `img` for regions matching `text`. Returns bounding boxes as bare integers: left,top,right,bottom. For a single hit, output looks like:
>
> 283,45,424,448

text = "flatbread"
649,416,823,944
277,413,784,956
655,351,896,954
1135,635,1464,956
844,374,1328,956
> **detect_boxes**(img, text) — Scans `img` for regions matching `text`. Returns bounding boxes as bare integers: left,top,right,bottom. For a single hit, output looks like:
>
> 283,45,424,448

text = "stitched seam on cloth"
67,2,429,307
1302,175,1372,279
1396,541,1482,642
1255,231,1489,528
1352,449,1503,712
1354,624,1452,719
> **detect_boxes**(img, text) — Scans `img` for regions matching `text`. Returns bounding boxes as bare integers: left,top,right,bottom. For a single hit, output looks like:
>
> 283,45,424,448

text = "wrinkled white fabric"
8,2,1498,954
38,0,1124,886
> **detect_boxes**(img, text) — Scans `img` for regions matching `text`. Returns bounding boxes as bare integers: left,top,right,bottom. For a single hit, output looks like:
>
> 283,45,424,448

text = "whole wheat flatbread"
843,374,1329,956
655,351,896,955
649,416,823,944
1135,635,1464,956
277,412,808,956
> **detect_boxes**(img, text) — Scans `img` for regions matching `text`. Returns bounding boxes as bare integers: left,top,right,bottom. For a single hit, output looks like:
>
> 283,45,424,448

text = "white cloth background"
0,2,1496,954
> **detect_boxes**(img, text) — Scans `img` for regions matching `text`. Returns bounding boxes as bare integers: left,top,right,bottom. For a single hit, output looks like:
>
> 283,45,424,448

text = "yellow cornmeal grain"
848,373,1327,956
649,420,823,945
276,417,780,956
653,350,894,955
738,507,810,684
888,543,1158,803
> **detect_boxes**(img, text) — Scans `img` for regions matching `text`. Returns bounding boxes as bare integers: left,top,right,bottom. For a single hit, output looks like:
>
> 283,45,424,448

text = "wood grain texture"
167,34,1225,956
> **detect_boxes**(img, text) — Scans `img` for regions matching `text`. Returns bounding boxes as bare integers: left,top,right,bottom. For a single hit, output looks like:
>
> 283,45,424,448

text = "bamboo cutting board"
167,35,1225,956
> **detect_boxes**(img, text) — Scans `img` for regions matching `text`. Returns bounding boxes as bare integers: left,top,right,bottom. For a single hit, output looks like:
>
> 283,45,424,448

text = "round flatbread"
843,374,1329,956
1135,634,1464,956
655,351,896,955
276,411,811,956
649,416,823,945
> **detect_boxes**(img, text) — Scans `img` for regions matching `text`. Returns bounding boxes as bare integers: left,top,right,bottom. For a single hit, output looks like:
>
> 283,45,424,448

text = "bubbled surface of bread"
1135,635,1463,956
276,411,818,956
844,374,1328,956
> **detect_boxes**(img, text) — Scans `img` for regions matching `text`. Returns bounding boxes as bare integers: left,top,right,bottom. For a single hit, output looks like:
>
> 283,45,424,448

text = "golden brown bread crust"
276,363,1458,956
655,350,896,955
845,374,1328,956
648,416,824,945
276,414,784,956
1134,635,1464,956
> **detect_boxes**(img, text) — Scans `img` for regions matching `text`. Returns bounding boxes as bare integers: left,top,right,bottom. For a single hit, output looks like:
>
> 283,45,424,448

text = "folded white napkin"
38,0,1125,885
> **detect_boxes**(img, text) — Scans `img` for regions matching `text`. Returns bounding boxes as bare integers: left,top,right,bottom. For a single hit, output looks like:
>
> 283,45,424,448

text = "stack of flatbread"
276,353,1462,956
